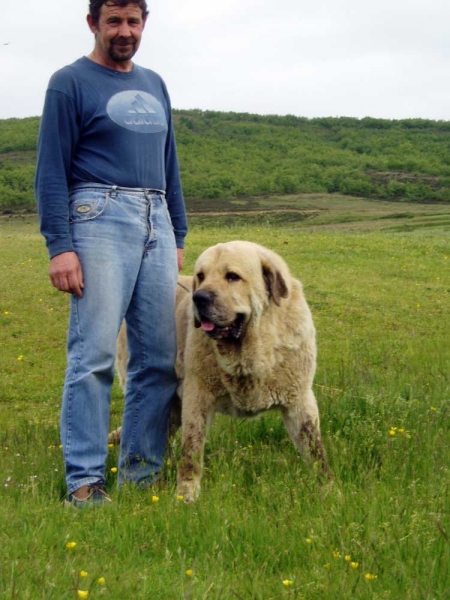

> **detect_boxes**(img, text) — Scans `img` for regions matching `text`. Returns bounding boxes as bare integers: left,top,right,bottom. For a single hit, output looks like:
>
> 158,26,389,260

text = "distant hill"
1,110,449,212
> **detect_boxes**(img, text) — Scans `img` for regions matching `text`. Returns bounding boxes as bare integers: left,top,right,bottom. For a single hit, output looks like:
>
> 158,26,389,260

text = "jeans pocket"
69,190,110,224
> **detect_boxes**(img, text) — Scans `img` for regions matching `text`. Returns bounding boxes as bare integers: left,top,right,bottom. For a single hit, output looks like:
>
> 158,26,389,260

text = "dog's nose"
193,289,214,310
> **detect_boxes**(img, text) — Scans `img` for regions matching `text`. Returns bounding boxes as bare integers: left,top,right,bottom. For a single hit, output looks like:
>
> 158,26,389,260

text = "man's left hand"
177,248,184,271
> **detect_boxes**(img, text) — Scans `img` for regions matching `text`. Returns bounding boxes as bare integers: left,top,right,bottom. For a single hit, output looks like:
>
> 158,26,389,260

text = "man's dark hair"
89,0,149,24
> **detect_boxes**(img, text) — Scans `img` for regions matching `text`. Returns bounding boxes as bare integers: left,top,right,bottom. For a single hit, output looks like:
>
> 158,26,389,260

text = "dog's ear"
262,266,289,306
260,250,290,306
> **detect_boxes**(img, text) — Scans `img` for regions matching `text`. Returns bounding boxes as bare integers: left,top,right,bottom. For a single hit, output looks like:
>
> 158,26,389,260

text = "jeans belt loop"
110,185,118,199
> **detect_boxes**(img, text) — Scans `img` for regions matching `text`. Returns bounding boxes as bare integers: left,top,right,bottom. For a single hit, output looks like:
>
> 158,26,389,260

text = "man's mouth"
113,39,134,48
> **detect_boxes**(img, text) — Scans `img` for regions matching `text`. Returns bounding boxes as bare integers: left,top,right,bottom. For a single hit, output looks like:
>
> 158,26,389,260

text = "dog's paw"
176,480,200,503
108,427,122,445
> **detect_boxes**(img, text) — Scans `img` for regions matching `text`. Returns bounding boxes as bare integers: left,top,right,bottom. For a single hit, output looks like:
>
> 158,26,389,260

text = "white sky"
1,0,449,121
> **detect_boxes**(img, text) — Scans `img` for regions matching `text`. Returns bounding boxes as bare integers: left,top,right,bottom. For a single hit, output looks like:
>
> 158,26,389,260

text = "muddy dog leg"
281,390,332,480
176,389,215,502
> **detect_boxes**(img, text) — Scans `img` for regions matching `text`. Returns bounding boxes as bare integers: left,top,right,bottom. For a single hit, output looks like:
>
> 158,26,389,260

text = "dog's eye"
226,272,241,283
197,272,205,283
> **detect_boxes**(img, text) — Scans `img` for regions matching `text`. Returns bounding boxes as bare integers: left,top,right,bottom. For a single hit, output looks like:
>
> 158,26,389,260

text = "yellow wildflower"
108,443,114,449
77,591,89,599
97,577,106,585
17,356,24,361
65,542,77,550
344,555,351,562
350,562,359,569
332,550,341,559
176,495,184,501
305,538,312,544
185,569,193,577
365,573,378,581
110,467,118,474
80,571,88,578
389,429,396,436
283,580,294,587
151,495,159,503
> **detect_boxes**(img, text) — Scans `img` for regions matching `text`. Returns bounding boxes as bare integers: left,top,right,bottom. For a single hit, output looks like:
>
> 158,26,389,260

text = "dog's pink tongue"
201,321,215,332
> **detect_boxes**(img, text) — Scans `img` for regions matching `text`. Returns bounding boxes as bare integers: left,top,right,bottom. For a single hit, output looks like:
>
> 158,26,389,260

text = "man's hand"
49,252,84,298
177,248,184,272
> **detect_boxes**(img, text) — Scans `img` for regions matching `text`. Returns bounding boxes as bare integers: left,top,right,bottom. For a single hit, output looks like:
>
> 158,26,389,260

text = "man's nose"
117,22,132,37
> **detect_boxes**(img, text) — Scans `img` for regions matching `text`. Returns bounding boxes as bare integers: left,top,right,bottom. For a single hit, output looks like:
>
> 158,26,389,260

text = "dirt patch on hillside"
366,170,442,189
187,208,321,216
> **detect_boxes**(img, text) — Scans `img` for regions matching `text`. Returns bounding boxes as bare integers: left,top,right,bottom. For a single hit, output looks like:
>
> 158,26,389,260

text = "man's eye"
226,272,241,282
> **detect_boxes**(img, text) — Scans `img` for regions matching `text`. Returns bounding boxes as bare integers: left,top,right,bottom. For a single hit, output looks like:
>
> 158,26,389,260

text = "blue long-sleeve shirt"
35,57,188,258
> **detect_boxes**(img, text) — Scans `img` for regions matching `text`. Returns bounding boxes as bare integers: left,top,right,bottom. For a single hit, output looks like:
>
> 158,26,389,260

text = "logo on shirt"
107,91,168,134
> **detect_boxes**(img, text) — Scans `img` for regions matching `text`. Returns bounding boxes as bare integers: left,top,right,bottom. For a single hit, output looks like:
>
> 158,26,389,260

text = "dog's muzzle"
193,290,244,341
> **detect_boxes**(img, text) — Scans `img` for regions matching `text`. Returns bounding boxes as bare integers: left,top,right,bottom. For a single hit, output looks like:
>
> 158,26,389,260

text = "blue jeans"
61,184,178,494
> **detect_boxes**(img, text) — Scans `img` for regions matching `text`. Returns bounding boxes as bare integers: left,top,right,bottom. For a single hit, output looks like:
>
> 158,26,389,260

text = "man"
35,0,188,507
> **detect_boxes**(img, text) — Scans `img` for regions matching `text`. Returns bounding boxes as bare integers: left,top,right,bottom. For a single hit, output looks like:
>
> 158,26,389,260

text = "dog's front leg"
176,385,215,502
281,390,332,481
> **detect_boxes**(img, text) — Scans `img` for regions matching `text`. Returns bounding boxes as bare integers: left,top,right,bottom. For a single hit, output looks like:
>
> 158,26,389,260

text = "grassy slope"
1,203,450,599
2,111,450,210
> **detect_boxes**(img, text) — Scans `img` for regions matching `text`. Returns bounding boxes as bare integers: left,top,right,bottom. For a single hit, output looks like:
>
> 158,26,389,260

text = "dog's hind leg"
108,323,128,445
281,390,332,480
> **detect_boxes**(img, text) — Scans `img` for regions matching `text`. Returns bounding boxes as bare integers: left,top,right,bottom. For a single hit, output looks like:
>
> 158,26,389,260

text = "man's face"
87,3,146,67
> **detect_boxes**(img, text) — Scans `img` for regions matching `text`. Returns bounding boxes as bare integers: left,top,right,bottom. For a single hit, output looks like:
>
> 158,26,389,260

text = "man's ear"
86,14,98,35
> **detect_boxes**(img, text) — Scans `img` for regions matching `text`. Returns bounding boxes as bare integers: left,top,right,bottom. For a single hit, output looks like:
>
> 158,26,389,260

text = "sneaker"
64,481,113,508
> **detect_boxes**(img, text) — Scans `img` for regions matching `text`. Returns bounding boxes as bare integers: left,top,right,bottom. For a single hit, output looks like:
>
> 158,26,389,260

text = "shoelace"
86,483,112,502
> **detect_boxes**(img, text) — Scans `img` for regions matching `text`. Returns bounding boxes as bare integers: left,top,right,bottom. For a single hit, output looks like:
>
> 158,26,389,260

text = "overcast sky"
1,0,449,121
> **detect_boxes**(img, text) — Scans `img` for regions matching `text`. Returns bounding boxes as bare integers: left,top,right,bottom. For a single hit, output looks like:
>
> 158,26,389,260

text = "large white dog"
113,241,331,502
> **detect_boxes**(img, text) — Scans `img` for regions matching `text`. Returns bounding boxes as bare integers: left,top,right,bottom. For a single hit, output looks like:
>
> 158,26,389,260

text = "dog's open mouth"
199,314,245,341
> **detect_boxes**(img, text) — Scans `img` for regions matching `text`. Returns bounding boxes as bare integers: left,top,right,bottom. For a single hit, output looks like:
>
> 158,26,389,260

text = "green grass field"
1,195,450,599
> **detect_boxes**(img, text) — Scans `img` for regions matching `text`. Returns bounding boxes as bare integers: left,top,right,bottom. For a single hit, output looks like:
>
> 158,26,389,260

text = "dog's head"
191,241,290,342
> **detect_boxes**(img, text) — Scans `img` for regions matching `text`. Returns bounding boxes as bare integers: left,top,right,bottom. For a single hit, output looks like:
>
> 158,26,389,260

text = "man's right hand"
49,252,84,298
